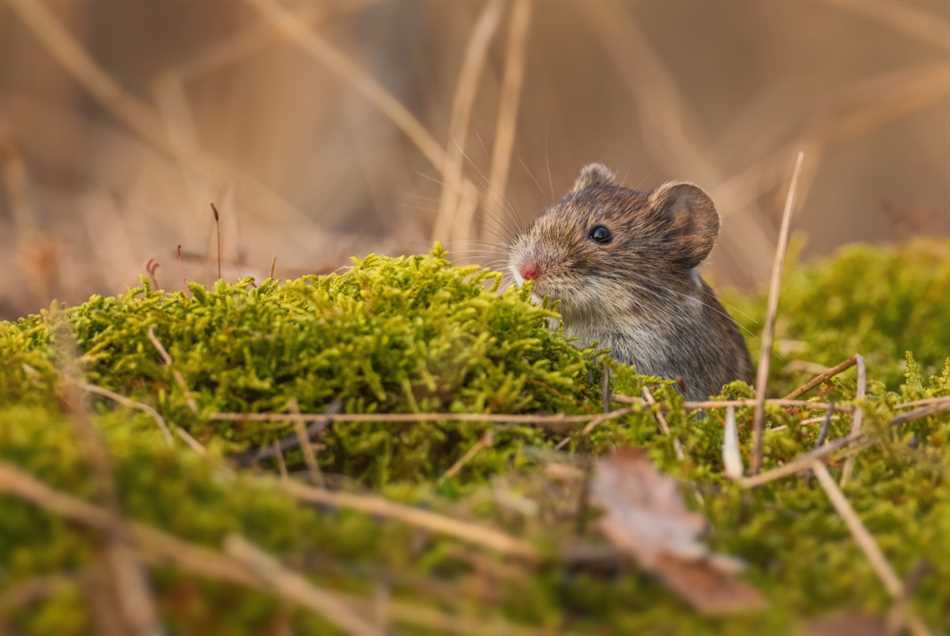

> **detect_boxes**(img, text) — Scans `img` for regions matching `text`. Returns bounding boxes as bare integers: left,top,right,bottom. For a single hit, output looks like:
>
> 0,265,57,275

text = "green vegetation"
1,242,948,634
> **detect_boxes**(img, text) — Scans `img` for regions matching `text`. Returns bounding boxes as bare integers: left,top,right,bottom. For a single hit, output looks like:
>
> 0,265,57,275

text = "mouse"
508,163,753,400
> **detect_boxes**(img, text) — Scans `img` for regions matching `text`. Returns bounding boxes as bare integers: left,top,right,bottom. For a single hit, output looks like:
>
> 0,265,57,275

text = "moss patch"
1,243,948,634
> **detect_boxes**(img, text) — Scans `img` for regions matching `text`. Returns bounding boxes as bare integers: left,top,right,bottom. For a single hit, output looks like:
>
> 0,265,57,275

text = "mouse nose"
519,261,540,281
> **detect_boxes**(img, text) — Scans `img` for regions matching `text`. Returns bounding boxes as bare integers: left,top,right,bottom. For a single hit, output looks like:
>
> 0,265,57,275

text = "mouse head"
509,163,720,319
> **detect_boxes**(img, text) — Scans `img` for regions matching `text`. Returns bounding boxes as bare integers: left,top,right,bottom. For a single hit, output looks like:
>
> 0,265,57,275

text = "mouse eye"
587,225,613,245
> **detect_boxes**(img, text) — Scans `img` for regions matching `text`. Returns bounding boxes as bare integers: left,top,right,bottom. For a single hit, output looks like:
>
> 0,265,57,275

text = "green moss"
1,243,948,634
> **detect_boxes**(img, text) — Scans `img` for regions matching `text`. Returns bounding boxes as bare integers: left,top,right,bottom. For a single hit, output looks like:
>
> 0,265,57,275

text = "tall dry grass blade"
810,461,930,635
174,0,380,82
5,0,310,229
225,535,382,636
483,0,534,241
242,0,446,171
840,354,866,487
821,0,950,52
751,151,805,474
642,387,685,461
432,0,504,244
278,478,540,562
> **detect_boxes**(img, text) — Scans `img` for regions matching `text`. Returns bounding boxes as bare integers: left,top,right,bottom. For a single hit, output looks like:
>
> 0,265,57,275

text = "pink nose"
520,262,540,281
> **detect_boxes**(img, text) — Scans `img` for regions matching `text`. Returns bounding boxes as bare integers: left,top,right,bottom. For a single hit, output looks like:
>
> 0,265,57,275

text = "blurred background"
0,0,948,319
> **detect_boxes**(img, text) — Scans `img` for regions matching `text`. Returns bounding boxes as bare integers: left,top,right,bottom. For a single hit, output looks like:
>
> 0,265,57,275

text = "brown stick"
613,394,853,412
225,535,381,636
432,0,504,244
277,479,540,562
840,354,866,486
783,355,857,400
483,0,534,240
751,151,806,474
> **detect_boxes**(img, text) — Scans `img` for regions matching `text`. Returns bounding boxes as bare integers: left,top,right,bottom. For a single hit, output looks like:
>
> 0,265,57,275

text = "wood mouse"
508,163,753,400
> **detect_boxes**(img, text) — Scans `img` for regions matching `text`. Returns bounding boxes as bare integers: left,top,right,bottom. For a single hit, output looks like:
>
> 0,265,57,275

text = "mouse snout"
519,261,541,281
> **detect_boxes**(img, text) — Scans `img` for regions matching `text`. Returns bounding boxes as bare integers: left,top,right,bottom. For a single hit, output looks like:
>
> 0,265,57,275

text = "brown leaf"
805,611,890,636
590,448,765,615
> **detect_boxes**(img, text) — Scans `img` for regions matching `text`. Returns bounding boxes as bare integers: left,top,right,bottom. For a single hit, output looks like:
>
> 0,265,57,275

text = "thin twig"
432,0,504,244
272,441,289,481
723,405,743,479
751,151,806,474
483,0,533,240
783,355,857,400
439,431,494,482
642,387,685,461
278,479,540,562
840,354,866,486
814,403,835,449
225,535,381,636
270,256,278,280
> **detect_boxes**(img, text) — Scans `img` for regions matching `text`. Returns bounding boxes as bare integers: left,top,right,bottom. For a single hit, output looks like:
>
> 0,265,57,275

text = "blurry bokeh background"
1,0,948,318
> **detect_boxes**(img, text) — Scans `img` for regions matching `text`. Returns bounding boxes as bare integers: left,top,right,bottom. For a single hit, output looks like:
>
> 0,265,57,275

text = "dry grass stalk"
146,325,199,415
272,441,289,481
810,461,931,636
642,387,685,461
821,0,950,52
173,0,380,82
840,354,866,487
288,398,323,486
439,431,494,482
896,397,950,410
5,0,309,228
722,405,743,480
751,151,806,474
52,328,163,636
213,408,631,432
242,0,446,172
553,408,636,451
432,0,504,244
482,0,534,240
613,394,853,412
72,380,175,448
783,355,858,400
278,478,540,562
224,535,382,636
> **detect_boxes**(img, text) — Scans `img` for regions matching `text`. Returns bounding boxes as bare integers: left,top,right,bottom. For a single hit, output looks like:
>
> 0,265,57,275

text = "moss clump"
731,239,950,391
1,242,949,634
0,247,623,486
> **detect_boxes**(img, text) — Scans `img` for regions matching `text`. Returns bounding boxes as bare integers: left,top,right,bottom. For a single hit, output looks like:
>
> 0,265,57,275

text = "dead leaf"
804,610,890,636
590,448,765,615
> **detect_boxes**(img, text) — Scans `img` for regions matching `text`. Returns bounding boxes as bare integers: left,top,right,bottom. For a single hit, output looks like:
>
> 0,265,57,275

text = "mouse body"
508,163,752,400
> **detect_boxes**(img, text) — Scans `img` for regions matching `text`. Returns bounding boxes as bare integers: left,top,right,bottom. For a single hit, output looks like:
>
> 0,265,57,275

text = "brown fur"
509,163,753,399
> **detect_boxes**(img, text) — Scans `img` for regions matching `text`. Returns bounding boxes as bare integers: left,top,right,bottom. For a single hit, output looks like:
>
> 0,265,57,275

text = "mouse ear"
572,163,616,192
648,182,720,268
